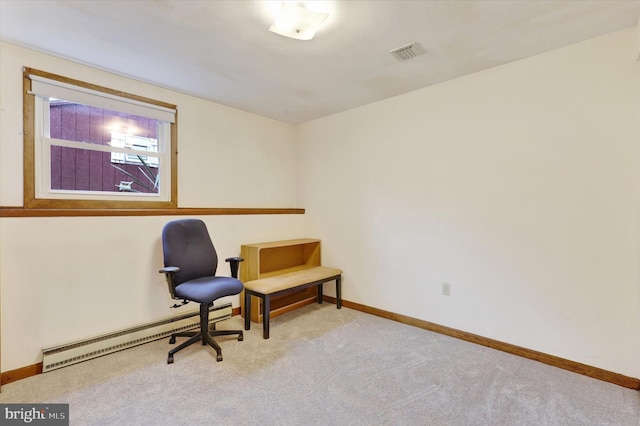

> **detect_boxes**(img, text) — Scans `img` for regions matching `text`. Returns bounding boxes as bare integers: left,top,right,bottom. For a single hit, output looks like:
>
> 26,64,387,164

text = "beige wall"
298,28,640,378
0,42,303,371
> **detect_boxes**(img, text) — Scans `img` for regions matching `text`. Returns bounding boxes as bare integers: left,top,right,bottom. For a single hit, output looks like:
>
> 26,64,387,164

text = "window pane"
110,133,159,168
49,100,158,146
47,100,161,195
51,146,160,194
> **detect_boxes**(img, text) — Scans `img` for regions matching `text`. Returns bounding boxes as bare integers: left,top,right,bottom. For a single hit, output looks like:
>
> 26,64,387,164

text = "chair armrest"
225,257,244,279
159,266,181,300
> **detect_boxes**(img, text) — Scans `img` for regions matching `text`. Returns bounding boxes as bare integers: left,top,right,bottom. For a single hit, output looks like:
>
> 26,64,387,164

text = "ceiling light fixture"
269,2,329,41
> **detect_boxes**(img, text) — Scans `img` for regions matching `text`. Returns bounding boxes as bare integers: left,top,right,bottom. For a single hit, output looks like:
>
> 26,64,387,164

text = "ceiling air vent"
389,42,424,61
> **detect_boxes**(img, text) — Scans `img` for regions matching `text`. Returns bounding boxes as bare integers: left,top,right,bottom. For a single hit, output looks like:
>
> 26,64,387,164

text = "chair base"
167,303,243,364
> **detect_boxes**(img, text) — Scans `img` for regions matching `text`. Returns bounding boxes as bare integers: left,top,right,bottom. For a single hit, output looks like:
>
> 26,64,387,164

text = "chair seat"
175,276,243,304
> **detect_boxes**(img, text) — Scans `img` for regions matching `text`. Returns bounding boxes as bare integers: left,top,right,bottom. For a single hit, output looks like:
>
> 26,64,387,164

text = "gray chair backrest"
162,219,218,287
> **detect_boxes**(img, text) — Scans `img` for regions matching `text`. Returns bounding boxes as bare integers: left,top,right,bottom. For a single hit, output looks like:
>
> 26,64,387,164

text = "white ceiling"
1,0,639,124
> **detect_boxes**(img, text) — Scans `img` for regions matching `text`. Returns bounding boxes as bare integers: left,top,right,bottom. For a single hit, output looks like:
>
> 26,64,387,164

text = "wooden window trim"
23,67,178,209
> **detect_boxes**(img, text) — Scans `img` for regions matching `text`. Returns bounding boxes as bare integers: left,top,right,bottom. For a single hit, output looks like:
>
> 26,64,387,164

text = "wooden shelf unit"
240,239,322,323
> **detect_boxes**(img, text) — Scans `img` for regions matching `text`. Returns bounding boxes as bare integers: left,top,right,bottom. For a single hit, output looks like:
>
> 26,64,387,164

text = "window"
23,68,177,209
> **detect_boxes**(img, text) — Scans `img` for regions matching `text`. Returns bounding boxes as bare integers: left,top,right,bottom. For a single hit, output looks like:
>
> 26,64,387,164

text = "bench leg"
263,295,270,339
317,283,323,304
336,276,342,309
244,291,251,331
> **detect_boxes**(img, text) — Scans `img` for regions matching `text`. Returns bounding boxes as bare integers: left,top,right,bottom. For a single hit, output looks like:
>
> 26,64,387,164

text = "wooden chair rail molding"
2,301,638,391
0,207,305,218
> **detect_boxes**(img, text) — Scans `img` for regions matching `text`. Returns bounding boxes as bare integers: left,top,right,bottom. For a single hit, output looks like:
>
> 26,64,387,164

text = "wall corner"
636,15,640,61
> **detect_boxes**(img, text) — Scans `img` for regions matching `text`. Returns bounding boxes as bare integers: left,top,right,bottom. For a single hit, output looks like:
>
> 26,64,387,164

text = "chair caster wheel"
169,336,176,344
167,355,174,364
238,334,244,341
216,354,223,362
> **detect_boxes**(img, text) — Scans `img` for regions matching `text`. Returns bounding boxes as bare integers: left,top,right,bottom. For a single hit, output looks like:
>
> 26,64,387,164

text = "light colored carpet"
1,304,638,425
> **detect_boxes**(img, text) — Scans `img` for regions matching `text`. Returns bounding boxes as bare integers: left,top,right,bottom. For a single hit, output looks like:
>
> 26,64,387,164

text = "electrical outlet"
442,282,451,296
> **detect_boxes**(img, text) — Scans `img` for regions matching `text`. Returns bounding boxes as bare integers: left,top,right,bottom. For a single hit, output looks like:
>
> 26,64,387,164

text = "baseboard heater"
42,303,232,372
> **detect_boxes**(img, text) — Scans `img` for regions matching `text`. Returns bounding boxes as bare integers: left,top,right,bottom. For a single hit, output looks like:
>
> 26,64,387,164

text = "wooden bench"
243,265,342,339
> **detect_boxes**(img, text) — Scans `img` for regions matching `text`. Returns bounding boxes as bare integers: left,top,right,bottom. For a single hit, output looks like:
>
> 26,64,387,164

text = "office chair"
159,219,244,363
